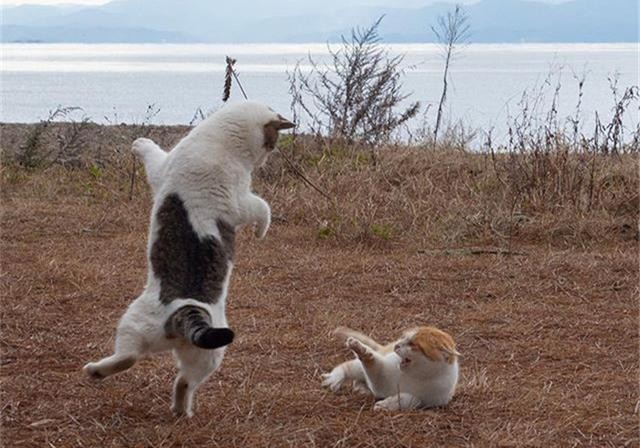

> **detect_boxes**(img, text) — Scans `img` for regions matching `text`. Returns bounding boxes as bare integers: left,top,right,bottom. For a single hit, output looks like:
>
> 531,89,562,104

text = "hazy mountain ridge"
1,0,637,43
2,24,195,43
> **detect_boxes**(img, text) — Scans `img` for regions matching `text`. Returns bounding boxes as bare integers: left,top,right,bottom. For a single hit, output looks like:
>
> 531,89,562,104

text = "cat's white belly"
364,353,459,407
408,363,459,407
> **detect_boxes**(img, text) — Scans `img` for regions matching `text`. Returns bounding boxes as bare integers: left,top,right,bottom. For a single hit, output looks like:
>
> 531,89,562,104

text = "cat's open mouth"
400,357,411,368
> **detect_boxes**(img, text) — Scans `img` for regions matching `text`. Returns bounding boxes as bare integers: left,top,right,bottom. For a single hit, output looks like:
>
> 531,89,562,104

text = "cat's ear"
274,114,295,130
441,345,461,359
263,116,295,150
413,327,459,364
444,346,461,356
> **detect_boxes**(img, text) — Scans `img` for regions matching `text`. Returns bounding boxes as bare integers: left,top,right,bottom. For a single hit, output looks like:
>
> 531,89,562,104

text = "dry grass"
1,123,638,447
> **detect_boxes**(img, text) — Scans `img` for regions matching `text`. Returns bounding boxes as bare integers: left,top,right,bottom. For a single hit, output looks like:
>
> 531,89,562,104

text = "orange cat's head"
394,326,460,369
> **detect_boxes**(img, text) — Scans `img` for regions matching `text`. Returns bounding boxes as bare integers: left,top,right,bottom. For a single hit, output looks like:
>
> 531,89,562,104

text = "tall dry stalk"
223,56,237,102
431,5,470,142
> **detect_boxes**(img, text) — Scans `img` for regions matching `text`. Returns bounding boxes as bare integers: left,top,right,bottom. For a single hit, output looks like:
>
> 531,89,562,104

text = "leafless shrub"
15,106,95,169
137,104,161,136
597,73,639,154
485,68,639,219
288,17,420,146
54,113,92,167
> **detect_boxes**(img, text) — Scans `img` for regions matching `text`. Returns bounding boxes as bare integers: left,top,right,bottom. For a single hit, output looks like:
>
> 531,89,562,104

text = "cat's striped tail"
166,306,234,349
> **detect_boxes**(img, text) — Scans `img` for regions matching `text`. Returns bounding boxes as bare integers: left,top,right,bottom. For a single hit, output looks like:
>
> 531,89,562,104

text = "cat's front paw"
131,137,155,157
83,362,104,380
346,337,372,362
248,195,271,239
321,369,345,392
345,337,362,352
254,219,270,239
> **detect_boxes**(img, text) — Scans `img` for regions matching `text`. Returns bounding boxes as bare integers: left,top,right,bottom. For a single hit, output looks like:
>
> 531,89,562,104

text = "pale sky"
0,0,569,5
1,0,110,4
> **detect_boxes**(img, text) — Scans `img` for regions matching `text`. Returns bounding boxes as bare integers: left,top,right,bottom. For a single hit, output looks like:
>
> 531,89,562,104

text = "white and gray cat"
83,101,294,417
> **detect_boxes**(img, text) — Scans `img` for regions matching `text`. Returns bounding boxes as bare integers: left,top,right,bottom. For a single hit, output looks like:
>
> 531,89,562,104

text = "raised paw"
345,337,362,352
249,195,270,239
345,337,372,361
255,220,269,239
131,137,155,157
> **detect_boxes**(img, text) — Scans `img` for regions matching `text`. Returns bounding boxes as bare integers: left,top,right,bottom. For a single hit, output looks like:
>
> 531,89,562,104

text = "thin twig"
223,56,236,102
226,58,332,202
231,68,248,100
277,149,333,202
128,155,137,201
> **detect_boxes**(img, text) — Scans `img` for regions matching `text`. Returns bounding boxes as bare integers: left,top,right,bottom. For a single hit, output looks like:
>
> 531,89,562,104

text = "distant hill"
1,0,637,43
2,25,195,43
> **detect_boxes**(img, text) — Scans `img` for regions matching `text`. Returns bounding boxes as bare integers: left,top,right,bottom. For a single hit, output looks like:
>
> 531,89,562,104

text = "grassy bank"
2,121,637,249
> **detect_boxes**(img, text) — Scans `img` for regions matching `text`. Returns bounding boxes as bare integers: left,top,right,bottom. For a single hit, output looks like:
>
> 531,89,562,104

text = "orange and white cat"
322,326,460,411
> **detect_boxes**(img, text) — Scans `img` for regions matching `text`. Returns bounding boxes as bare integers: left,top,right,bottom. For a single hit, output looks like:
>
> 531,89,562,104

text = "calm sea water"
1,43,637,141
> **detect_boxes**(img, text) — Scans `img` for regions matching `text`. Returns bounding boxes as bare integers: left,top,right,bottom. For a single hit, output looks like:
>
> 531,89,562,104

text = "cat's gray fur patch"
151,193,235,305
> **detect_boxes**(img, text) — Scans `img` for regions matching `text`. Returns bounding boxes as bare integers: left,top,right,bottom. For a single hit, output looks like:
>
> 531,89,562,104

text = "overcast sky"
1,0,109,4
0,0,571,5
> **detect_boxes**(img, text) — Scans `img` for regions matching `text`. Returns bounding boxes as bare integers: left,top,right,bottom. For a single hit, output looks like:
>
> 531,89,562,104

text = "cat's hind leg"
171,346,225,417
374,393,421,411
131,137,167,194
83,303,153,379
83,353,136,379
83,326,144,379
321,359,366,392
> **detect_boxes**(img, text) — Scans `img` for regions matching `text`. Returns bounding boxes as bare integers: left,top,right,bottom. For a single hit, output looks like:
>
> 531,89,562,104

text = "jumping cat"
322,326,460,411
83,101,294,417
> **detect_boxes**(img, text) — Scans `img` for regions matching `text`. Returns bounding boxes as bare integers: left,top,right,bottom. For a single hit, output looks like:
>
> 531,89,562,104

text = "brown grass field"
1,123,638,447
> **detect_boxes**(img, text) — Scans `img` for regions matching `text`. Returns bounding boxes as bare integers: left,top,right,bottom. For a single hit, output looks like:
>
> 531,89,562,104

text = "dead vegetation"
1,34,638,444
1,116,638,446
288,18,420,146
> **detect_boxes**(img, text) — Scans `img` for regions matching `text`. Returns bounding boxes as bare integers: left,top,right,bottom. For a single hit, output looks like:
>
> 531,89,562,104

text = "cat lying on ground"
83,101,294,417
322,326,460,411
